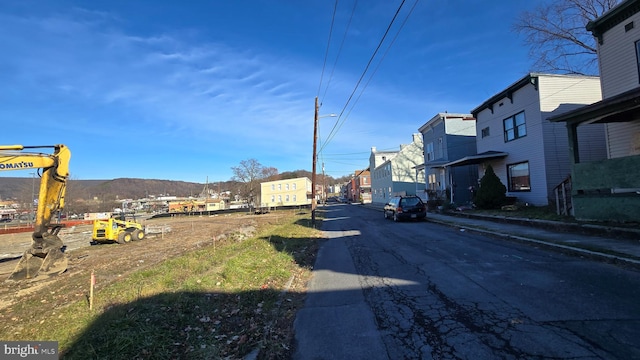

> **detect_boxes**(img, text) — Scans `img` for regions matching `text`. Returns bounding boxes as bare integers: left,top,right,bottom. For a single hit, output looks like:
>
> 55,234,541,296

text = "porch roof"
443,151,508,167
424,160,450,169
548,87,640,126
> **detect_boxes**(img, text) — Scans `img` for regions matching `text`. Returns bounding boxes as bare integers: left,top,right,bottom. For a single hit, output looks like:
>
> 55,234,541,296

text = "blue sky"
0,0,542,183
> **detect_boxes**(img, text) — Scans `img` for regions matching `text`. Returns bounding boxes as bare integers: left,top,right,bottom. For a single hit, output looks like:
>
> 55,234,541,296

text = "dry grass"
0,210,323,359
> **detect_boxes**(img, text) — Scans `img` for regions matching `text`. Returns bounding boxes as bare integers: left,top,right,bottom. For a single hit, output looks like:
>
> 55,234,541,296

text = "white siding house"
593,2,640,161
370,134,424,205
467,73,605,207
549,0,640,222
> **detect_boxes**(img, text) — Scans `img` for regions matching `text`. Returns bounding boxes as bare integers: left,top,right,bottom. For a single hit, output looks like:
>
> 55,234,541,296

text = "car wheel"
393,213,399,222
384,211,388,219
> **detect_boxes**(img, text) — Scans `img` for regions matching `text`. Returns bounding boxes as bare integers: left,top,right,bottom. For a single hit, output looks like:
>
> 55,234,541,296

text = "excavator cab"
0,144,71,281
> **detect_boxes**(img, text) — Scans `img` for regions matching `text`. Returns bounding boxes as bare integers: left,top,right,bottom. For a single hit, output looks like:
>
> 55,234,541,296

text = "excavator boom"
0,145,71,281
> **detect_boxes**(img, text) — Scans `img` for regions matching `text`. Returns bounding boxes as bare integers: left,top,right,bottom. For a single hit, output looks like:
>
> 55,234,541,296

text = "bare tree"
513,0,619,75
261,167,279,181
231,159,277,206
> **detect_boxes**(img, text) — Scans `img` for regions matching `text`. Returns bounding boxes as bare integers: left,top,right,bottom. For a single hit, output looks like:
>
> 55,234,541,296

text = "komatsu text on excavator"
0,144,71,281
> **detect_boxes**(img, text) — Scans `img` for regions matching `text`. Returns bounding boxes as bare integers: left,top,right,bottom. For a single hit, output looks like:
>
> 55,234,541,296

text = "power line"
320,0,359,105
317,0,340,98
321,0,419,154
326,0,408,135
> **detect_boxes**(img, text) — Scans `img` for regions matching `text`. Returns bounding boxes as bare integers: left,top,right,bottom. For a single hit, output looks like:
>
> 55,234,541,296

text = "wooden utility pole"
311,97,319,227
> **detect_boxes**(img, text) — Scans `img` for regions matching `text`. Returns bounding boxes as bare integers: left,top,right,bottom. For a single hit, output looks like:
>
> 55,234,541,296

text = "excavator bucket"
7,233,68,281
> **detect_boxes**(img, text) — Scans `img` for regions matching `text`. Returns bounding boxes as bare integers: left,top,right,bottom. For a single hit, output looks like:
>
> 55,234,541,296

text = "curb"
360,203,640,268
443,211,640,241
426,216,640,269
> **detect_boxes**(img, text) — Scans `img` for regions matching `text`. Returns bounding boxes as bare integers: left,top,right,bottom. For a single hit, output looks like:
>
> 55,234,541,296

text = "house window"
626,21,634,32
278,184,281,190
271,184,275,190
426,142,434,161
293,195,296,202
481,127,490,138
293,183,297,190
271,195,275,203
428,173,437,190
504,111,526,142
286,195,289,202
278,195,282,203
286,183,289,190
507,161,531,191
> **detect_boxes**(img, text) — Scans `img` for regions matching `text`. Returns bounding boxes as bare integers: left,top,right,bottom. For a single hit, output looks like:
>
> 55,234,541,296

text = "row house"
260,177,312,208
550,0,640,222
345,169,371,203
448,73,606,207
417,113,477,205
370,134,425,204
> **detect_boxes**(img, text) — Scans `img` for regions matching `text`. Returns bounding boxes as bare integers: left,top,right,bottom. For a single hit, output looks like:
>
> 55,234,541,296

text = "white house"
549,0,640,221
370,133,425,204
455,73,606,207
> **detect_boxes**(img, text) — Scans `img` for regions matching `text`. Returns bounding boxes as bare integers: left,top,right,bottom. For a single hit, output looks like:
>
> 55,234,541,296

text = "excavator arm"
0,144,71,281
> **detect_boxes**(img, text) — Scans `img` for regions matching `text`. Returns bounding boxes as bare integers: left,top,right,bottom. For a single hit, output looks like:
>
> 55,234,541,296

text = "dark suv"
383,195,427,222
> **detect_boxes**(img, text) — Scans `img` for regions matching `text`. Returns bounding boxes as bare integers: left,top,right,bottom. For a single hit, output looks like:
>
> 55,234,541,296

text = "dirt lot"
0,212,287,312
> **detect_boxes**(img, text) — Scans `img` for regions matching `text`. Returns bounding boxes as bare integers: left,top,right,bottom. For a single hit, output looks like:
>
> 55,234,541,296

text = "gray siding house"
454,73,606,207
550,0,640,222
418,113,477,205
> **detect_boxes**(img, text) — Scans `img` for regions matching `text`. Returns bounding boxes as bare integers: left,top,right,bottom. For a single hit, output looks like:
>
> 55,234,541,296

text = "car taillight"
396,206,403,213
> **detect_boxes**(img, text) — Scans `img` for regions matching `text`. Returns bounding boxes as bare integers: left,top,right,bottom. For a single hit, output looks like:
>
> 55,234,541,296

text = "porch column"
567,122,580,164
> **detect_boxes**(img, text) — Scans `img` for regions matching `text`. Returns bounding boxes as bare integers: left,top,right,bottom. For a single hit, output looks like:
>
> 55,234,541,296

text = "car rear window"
401,197,422,206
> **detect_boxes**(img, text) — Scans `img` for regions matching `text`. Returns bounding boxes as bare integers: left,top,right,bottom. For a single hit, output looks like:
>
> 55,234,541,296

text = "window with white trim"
426,142,434,161
428,173,437,190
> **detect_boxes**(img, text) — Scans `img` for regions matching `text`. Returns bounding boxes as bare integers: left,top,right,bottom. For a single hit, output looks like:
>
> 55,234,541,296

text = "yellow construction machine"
92,215,146,244
0,144,71,281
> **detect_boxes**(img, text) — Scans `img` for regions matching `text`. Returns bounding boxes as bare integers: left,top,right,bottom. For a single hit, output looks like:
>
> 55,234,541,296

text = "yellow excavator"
0,144,71,281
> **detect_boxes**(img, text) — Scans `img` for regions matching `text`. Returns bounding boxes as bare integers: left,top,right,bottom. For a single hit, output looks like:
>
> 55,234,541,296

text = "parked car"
383,196,427,222
0,217,11,223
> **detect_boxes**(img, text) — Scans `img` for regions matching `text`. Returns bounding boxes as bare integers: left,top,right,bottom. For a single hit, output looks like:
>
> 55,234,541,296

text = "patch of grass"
2,211,323,359
464,204,639,229
468,205,572,222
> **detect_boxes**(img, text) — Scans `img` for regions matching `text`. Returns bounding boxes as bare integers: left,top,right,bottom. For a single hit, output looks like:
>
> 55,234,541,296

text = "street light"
311,96,337,227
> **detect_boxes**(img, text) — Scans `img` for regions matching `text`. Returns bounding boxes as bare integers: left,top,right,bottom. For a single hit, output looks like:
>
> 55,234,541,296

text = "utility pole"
311,96,319,227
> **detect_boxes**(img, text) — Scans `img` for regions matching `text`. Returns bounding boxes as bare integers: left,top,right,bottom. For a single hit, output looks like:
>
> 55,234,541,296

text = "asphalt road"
293,203,640,360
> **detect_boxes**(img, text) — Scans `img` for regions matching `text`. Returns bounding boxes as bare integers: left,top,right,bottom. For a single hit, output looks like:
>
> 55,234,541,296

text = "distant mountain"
0,177,231,201
0,169,344,203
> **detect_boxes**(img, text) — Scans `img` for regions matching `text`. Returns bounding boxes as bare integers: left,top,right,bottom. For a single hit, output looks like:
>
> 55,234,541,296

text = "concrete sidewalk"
360,203,640,268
